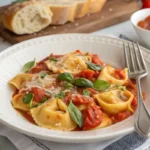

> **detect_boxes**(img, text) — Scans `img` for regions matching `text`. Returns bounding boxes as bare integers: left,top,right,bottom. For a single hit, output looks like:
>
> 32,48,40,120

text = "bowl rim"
131,8,150,33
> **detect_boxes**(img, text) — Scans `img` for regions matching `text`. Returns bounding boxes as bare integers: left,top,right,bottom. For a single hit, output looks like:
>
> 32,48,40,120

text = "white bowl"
131,9,150,49
1,34,150,143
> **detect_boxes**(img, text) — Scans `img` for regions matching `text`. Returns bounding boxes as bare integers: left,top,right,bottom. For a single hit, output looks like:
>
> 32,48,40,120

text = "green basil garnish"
65,82,73,89
121,86,126,91
87,61,103,71
21,58,36,73
55,91,65,99
23,93,34,104
58,72,74,82
41,73,47,79
73,78,93,88
41,97,48,103
83,89,90,97
50,57,57,61
93,80,110,91
115,84,119,89
68,101,83,128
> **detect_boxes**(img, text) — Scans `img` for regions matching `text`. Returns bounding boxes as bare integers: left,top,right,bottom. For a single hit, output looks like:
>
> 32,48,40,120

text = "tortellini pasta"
94,113,112,129
98,66,128,86
31,98,77,131
12,94,30,111
45,51,90,74
9,73,33,89
94,89,134,115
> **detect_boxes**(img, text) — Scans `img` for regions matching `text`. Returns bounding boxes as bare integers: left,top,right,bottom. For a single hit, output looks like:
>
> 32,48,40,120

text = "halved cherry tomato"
75,50,83,55
111,111,132,123
30,87,46,103
29,63,49,74
87,88,98,97
93,71,100,79
80,70,95,80
91,54,105,66
82,105,103,130
64,94,94,105
142,0,150,8
114,69,125,79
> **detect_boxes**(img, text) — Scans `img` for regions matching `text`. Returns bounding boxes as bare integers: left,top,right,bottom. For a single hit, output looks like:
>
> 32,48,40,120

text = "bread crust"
88,0,106,13
3,0,52,34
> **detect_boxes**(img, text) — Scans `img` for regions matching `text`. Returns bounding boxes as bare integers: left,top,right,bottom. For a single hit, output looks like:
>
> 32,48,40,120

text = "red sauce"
138,15,150,30
17,109,36,125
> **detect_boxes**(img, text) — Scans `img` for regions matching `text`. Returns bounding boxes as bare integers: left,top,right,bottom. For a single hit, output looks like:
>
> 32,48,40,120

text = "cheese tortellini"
31,98,77,131
9,73,33,89
98,66,128,86
94,89,134,115
45,51,91,74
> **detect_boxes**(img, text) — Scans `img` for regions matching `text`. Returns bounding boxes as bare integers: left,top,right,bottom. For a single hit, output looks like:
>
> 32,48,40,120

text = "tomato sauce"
138,15,150,30
17,109,36,125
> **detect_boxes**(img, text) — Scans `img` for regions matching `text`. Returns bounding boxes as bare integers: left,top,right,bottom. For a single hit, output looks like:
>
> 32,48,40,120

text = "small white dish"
0,34,150,143
131,9,150,49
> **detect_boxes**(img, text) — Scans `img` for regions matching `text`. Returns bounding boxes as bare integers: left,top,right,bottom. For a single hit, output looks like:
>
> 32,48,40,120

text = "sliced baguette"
60,0,91,18
3,0,53,35
88,0,106,13
43,0,77,24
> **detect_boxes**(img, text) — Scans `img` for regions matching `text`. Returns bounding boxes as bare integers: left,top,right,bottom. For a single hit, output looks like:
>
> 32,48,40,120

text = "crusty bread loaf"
3,0,53,34
88,0,106,13
63,0,90,18
43,0,77,24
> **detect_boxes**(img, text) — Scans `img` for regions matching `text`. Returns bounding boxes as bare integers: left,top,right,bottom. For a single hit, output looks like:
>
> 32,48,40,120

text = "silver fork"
124,42,150,137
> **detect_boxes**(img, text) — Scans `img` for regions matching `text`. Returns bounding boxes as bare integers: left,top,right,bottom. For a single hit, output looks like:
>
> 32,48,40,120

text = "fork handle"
134,77,150,137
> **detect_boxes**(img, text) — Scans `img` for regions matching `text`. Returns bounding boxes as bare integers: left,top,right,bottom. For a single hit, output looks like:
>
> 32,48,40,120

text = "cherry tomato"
82,105,103,130
87,88,98,97
29,62,48,74
114,69,125,79
80,70,95,80
30,87,46,103
75,50,83,55
64,94,94,105
112,111,131,123
91,54,105,66
142,0,150,8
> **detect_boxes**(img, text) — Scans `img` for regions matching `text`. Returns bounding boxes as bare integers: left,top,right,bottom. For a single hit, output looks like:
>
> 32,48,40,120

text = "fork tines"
123,42,147,77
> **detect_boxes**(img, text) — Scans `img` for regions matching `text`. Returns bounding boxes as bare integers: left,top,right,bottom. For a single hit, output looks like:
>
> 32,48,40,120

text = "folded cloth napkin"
0,36,149,150
0,122,148,150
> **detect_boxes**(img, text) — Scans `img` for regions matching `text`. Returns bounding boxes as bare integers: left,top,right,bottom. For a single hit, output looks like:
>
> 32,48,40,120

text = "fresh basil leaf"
21,58,36,73
55,91,65,99
41,97,48,103
12,0,27,4
115,84,119,89
93,80,110,91
50,57,57,61
73,78,93,88
41,73,47,79
30,104,40,109
87,61,103,71
23,93,34,104
68,101,83,128
83,89,90,97
58,72,74,82
121,86,126,91
65,82,73,89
